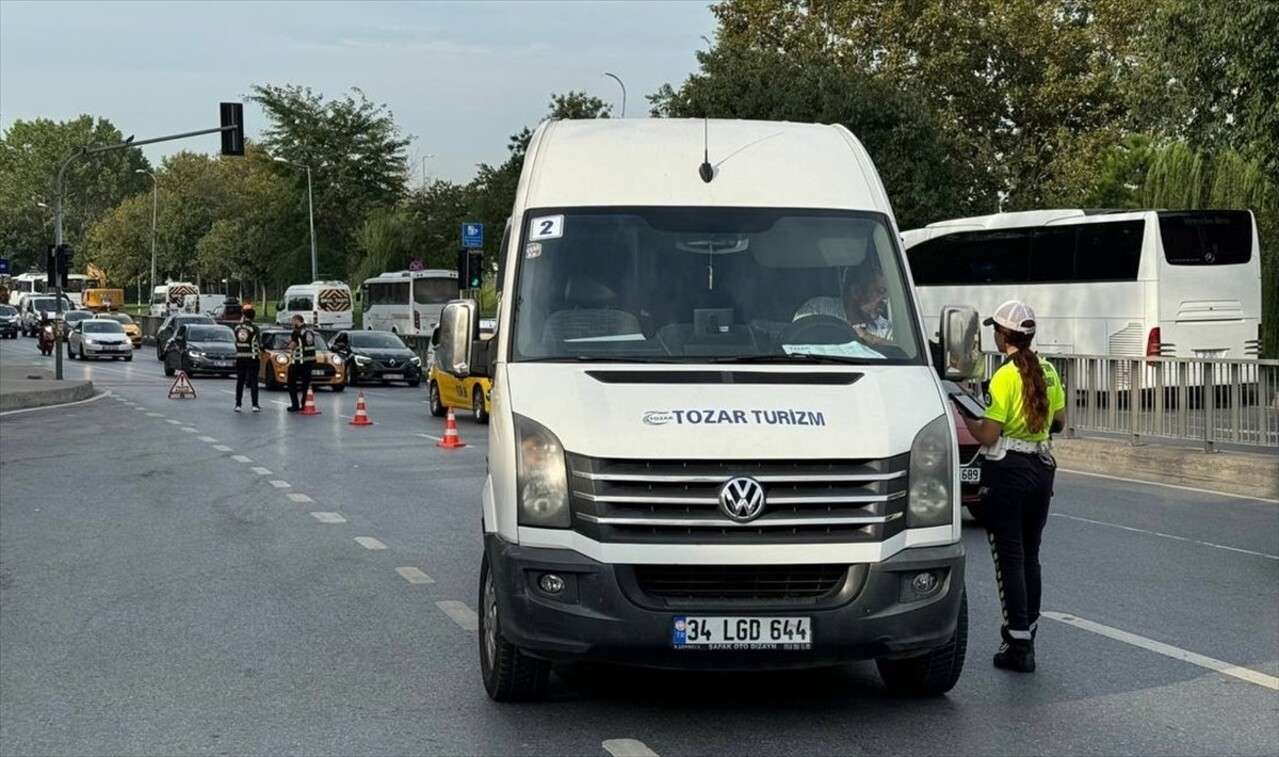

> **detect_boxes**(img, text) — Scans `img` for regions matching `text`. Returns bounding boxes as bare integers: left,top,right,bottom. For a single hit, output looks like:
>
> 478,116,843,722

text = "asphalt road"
2,335,1277,757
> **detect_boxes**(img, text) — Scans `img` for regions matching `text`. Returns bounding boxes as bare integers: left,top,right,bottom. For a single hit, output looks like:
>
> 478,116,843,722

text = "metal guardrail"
975,353,1279,451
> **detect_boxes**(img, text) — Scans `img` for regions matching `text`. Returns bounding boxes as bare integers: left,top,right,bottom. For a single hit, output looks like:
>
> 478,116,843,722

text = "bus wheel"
429,382,446,418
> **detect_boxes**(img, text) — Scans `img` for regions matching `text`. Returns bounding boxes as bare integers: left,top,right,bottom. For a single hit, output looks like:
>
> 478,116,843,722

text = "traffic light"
220,102,245,157
457,250,483,290
56,244,73,281
47,245,56,288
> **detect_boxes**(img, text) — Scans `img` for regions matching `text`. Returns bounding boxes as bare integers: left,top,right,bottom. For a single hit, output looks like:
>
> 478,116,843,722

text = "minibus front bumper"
485,534,964,670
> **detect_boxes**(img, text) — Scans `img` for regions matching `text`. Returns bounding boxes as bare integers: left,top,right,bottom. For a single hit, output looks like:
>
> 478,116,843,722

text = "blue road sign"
0,258,8,275
462,222,484,249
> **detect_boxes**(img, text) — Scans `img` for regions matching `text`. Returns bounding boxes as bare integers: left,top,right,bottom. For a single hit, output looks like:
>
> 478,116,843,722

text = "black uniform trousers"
234,358,259,407
970,451,1056,640
287,362,313,409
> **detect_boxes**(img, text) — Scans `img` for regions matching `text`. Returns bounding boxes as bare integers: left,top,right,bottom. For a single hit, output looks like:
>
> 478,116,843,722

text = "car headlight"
188,350,205,358
907,413,954,528
515,414,570,528
85,339,98,345
330,355,344,366
354,355,371,365
410,356,422,366
274,354,289,365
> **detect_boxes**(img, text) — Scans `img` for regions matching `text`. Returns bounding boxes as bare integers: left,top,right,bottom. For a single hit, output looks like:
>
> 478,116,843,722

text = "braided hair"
1000,327,1049,434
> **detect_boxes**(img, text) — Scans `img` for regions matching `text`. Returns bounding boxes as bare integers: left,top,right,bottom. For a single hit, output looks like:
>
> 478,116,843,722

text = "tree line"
0,0,1273,352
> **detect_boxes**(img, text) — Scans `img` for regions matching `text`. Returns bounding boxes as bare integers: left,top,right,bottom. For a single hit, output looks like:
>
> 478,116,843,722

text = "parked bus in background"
902,209,1263,359
360,269,457,335
8,273,46,305
63,273,102,308
150,281,200,317
275,280,354,330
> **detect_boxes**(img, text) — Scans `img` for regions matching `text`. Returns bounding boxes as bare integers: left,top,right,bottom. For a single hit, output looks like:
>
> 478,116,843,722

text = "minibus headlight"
515,414,570,528
907,414,953,528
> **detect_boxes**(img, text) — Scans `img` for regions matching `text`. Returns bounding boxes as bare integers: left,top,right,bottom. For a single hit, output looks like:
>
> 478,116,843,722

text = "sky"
0,0,718,184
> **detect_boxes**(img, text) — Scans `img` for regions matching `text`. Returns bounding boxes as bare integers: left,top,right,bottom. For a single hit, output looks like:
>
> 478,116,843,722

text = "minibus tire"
473,387,489,424
875,589,967,696
429,382,446,418
478,552,550,702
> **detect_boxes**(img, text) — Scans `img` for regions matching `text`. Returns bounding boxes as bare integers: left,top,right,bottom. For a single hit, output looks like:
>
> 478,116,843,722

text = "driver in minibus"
793,265,893,346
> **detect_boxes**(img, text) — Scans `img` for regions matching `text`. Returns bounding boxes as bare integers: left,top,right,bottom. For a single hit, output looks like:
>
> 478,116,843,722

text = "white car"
67,318,134,361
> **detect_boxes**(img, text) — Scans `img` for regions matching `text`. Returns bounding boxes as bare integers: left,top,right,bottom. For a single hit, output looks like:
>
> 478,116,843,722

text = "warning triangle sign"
169,370,197,399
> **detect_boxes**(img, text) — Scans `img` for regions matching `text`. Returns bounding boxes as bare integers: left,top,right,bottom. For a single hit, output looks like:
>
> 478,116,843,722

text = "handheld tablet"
949,390,986,421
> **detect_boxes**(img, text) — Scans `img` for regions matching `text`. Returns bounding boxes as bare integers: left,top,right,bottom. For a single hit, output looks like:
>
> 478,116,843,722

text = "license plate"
214,360,232,367
673,616,811,650
961,466,982,484
383,373,403,380
311,370,328,378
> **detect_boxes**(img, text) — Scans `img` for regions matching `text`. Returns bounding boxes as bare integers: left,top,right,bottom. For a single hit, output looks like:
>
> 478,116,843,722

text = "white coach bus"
360,269,458,335
902,209,1263,359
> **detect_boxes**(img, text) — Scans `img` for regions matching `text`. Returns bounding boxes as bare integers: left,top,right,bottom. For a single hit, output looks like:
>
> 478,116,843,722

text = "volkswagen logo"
718,477,766,523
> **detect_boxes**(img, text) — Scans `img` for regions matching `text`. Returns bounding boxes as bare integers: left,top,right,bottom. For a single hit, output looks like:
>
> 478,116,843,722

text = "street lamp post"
603,72,626,118
135,169,158,306
274,157,317,282
421,153,436,191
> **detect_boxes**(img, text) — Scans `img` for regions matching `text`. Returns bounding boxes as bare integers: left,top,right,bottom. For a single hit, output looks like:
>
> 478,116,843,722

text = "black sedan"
59,310,94,342
155,313,215,359
0,305,19,338
163,323,239,377
329,330,423,386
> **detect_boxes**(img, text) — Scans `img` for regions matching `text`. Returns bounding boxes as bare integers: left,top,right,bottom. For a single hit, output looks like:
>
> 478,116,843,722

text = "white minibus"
360,269,457,335
275,281,354,330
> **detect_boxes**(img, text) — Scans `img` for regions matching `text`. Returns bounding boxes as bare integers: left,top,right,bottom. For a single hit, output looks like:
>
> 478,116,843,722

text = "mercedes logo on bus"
719,477,766,523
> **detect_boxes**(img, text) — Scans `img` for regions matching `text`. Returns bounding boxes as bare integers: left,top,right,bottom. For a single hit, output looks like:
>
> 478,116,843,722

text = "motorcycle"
37,323,57,356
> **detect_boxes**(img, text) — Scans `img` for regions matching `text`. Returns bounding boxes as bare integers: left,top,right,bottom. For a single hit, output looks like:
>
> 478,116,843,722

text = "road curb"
0,378,97,413
1053,438,1278,500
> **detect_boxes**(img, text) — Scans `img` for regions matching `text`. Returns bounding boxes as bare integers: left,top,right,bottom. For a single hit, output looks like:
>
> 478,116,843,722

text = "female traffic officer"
961,300,1066,673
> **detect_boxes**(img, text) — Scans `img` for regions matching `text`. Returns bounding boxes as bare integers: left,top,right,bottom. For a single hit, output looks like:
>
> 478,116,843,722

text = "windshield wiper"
711,353,876,366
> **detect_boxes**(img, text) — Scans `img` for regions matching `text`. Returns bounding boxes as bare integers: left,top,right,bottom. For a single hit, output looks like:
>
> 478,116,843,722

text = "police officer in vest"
233,306,262,413
961,300,1066,674
286,314,316,412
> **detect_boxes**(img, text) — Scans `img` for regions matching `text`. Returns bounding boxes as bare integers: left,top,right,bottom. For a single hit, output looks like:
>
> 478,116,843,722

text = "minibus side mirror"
939,305,982,381
438,299,478,377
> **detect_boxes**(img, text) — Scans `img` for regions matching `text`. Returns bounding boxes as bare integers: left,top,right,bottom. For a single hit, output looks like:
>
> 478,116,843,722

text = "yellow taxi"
257,328,347,392
428,363,491,423
96,312,143,348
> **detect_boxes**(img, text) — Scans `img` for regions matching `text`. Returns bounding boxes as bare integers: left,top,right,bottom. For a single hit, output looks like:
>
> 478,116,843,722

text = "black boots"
994,639,1036,672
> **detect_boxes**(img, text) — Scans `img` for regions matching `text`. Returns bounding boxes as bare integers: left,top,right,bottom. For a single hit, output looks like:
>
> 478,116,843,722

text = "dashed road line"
396,567,434,584
603,739,661,757
1044,611,1279,691
145,413,164,418
212,445,233,452
270,480,291,489
251,467,273,475
1051,513,1279,560
197,436,218,443
416,432,444,442
310,512,347,524
1059,468,1279,504
231,455,253,464
355,537,387,550
287,493,314,503
436,601,479,631
166,419,182,425
180,427,198,433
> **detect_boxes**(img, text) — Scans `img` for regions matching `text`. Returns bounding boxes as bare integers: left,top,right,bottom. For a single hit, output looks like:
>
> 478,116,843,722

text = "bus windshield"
511,207,923,364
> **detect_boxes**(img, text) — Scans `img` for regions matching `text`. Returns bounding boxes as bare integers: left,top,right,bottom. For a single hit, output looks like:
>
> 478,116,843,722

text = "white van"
436,119,983,701
276,281,354,330
150,282,200,317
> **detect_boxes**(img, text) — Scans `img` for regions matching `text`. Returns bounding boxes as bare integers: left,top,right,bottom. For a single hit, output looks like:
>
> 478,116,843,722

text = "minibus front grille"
633,563,847,600
566,454,909,544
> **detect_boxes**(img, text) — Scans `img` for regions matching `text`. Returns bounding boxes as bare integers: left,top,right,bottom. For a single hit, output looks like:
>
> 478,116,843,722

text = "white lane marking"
396,567,434,584
416,433,444,442
310,512,347,524
436,600,479,630
146,413,164,418
1051,513,1279,561
287,493,314,503
181,427,198,433
1059,468,1279,504
220,390,234,395
270,480,291,489
212,445,233,452
1044,611,1279,691
0,391,109,416
603,739,661,757
231,455,252,463
271,400,290,407
166,419,182,425
355,537,387,550
197,436,218,443
251,467,273,475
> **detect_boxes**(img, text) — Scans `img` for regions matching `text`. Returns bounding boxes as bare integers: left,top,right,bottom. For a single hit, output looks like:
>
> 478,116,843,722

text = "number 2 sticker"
529,215,564,241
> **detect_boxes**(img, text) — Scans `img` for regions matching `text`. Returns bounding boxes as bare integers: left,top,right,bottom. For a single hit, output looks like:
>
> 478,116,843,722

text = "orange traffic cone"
301,386,321,415
349,391,374,426
437,407,467,448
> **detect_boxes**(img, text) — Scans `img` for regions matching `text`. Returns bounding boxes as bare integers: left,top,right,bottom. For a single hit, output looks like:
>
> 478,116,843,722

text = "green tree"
250,84,413,279
0,116,149,274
